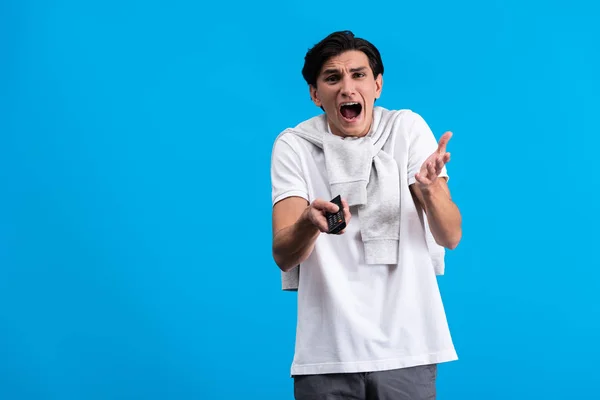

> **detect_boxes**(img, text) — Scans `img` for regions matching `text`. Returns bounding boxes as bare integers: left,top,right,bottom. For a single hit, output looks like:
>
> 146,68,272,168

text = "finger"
427,161,437,177
415,172,431,186
341,198,349,210
312,198,339,213
342,199,352,224
436,156,445,172
310,212,330,233
306,204,331,232
437,131,452,154
444,152,451,163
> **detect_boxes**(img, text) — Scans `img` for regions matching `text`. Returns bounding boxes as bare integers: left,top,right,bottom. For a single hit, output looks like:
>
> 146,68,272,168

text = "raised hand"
415,131,452,188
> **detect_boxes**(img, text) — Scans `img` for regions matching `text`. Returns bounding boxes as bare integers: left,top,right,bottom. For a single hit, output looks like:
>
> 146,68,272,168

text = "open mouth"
339,102,363,121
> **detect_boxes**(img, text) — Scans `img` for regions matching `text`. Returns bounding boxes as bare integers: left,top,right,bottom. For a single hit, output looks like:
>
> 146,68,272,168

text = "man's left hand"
415,131,452,188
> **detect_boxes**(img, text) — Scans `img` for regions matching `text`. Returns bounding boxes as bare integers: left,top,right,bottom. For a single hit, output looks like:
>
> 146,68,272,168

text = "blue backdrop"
2,0,599,398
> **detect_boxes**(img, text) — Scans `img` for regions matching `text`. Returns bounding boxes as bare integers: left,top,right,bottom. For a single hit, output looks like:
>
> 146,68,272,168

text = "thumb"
437,131,452,154
312,198,339,213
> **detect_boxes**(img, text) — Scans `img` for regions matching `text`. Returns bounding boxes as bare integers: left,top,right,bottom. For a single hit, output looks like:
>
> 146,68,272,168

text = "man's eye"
354,73,365,78
325,76,339,82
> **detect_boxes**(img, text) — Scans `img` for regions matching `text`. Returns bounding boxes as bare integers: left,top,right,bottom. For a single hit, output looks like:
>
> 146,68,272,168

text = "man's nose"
340,77,356,96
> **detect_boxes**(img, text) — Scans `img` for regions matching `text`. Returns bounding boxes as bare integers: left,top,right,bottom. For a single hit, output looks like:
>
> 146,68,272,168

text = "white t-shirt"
270,108,458,376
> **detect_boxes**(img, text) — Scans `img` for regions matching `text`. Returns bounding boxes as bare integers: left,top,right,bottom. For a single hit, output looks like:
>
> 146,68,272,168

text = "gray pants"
293,364,437,400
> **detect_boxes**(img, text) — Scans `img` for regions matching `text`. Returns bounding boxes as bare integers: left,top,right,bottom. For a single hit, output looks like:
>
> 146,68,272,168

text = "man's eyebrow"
321,66,368,75
322,68,340,75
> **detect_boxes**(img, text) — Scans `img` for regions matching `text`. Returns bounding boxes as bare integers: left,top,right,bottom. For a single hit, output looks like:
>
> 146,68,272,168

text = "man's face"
309,50,383,138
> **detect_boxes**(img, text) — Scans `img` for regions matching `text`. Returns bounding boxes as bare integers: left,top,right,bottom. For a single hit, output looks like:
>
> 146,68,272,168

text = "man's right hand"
272,196,351,271
301,198,351,234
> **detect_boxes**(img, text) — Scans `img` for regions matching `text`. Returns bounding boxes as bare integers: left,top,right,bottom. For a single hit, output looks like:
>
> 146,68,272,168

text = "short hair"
302,30,384,87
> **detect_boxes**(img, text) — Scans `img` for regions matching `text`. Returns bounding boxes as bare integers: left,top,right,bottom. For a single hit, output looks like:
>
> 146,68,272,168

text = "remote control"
326,195,346,234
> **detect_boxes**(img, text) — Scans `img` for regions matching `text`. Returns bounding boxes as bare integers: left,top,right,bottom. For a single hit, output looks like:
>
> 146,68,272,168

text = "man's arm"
411,177,462,249
410,131,462,250
272,196,350,272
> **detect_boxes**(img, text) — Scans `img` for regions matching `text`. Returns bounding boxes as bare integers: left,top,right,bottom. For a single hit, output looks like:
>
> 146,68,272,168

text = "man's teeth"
341,102,359,106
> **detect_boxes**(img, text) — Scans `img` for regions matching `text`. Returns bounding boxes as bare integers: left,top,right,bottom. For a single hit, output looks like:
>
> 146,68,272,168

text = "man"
270,30,462,399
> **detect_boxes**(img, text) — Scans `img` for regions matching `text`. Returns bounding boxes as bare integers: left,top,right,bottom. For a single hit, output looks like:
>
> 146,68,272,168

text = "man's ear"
309,84,322,107
375,74,383,99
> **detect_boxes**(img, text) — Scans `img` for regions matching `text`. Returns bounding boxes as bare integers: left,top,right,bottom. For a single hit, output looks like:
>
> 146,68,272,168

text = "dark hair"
302,30,384,87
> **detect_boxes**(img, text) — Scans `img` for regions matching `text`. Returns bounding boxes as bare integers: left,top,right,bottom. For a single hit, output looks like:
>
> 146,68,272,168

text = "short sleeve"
271,135,310,206
406,112,449,185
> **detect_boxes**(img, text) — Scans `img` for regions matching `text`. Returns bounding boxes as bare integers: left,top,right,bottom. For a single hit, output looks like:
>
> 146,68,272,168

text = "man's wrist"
420,178,447,198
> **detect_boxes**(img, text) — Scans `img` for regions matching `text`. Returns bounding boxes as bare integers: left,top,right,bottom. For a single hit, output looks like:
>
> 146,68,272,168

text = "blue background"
2,0,599,398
